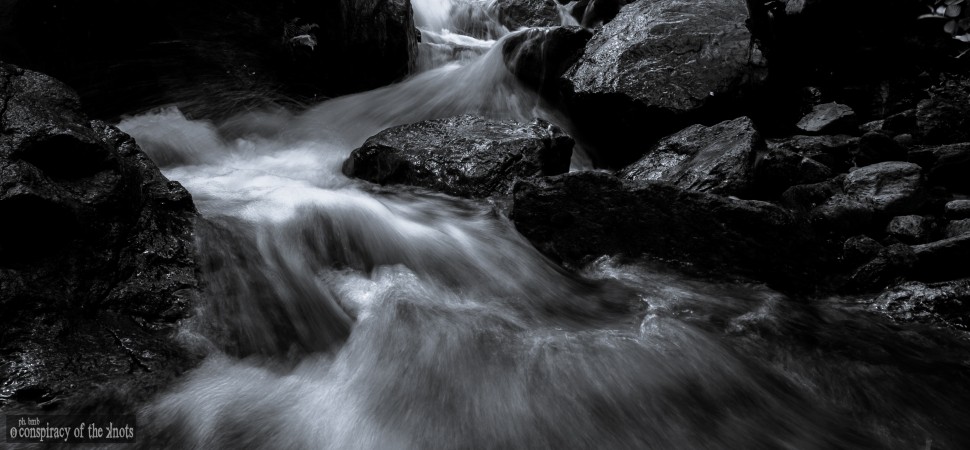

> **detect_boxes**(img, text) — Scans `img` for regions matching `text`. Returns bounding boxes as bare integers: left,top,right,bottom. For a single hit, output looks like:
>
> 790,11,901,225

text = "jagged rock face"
561,0,766,168
617,117,763,198
343,115,573,198
872,279,970,331
0,63,199,412
510,171,830,290
0,0,417,118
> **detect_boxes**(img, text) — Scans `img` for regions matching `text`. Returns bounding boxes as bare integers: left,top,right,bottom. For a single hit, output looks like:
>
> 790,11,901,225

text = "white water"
118,2,970,448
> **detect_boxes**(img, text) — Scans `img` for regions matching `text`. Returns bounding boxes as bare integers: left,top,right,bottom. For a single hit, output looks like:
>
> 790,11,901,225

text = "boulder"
510,171,830,289
753,148,832,199
945,219,970,239
841,161,925,216
490,0,564,29
617,117,763,197
795,102,858,135
343,115,573,198
885,215,934,244
908,143,970,194
781,176,844,211
855,131,907,167
912,234,970,281
0,0,418,117
766,134,857,173
945,200,970,220
0,63,200,412
561,0,766,168
916,74,970,145
842,235,884,267
872,279,970,331
846,243,917,291
503,27,592,99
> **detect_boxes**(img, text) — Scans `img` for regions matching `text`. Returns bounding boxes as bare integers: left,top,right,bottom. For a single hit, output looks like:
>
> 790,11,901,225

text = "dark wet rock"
855,131,907,167
882,109,917,136
916,75,970,145
945,200,970,220
859,120,884,133
945,219,970,239
343,115,573,198
561,0,766,168
0,63,200,412
795,102,858,135
503,27,592,99
0,0,418,117
781,176,844,212
490,0,563,29
908,143,970,194
617,117,762,197
885,215,935,245
873,279,970,331
912,234,970,281
766,134,857,173
842,162,925,216
811,194,877,236
753,149,832,199
843,235,884,267
846,244,917,292
510,171,829,289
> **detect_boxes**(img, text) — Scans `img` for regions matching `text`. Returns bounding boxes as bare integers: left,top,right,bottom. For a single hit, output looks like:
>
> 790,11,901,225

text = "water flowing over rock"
0,0,418,117
510,171,828,290
502,26,592,99
561,0,767,167
0,63,199,412
617,117,762,198
343,115,573,197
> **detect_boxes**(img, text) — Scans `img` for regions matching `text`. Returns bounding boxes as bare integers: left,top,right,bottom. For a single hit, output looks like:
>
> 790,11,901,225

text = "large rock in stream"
343,115,573,198
510,171,830,290
0,0,418,117
0,63,200,413
561,0,766,168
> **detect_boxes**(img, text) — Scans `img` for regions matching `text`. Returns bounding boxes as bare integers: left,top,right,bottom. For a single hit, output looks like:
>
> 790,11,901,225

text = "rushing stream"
116,1,970,448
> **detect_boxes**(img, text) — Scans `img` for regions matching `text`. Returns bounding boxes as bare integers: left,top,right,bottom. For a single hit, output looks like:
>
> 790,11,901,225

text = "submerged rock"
0,63,200,412
561,0,765,167
343,115,573,198
510,171,828,289
617,117,763,198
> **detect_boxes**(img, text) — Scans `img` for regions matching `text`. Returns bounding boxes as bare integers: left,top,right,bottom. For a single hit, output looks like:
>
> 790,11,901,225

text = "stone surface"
561,0,765,167
908,143,970,194
795,102,858,135
766,134,857,173
872,279,970,331
912,234,970,281
846,244,917,291
842,162,924,216
510,171,828,289
945,219,970,239
0,0,418,117
0,63,200,412
916,74,970,145
885,215,934,244
343,115,573,198
617,117,763,197
781,176,844,212
490,0,564,29
753,148,833,199
843,235,884,267
945,200,970,220
855,131,907,167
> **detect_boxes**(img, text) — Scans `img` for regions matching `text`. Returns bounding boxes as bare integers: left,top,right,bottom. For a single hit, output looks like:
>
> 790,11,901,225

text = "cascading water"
117,1,970,448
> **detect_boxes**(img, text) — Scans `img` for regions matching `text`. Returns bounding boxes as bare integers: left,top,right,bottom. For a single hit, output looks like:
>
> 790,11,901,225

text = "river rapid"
116,1,970,448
